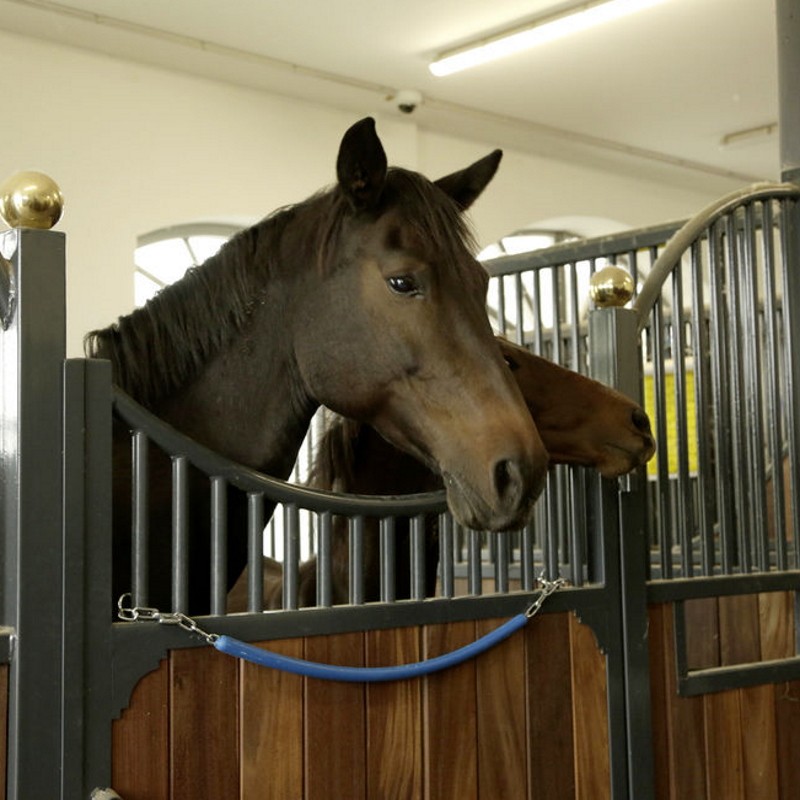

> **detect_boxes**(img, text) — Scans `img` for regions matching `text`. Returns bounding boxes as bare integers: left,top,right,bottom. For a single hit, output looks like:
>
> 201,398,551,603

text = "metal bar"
778,198,800,568
410,515,426,600
521,523,535,592
282,504,300,610
514,272,525,345
495,532,509,594
247,493,264,613
669,265,692,577
439,513,455,598
348,515,364,605
761,200,788,570
777,0,800,181
210,476,227,615
171,456,189,613
131,430,149,607
379,516,396,603
569,468,586,587
468,529,482,595
724,212,750,573
708,221,736,573
689,240,715,576
317,511,333,607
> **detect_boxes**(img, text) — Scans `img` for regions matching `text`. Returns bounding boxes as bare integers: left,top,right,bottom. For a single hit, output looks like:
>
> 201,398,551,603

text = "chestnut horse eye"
503,355,520,371
387,275,420,296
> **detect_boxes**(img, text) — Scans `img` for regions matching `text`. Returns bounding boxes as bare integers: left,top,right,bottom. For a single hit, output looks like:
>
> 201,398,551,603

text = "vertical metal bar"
741,203,769,569
761,201,789,569
283,504,300,610
708,222,736,573
531,269,544,355
670,265,692,577
496,275,507,336
650,297,672,579
247,493,264,612
131,430,149,607
210,476,227,615
569,468,586,587
520,523,535,591
171,456,189,613
514,272,525,344
348,515,364,605
495,533,509,594
467,529,482,595
379,516,396,603
568,261,581,370
689,240,715,576
778,198,800,567
725,213,750,573
317,511,333,607
439,513,454,598
410,514,426,600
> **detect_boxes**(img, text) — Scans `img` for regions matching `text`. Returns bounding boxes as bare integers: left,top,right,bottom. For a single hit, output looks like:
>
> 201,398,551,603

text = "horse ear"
434,150,503,210
336,117,388,210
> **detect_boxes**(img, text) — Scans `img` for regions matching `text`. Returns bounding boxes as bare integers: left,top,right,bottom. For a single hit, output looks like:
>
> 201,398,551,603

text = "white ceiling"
1,0,782,185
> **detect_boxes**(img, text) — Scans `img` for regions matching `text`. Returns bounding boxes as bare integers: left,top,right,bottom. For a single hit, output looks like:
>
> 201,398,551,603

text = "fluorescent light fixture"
430,0,667,77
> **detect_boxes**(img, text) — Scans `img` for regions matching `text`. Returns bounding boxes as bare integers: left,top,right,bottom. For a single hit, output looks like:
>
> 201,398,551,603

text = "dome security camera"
393,89,423,114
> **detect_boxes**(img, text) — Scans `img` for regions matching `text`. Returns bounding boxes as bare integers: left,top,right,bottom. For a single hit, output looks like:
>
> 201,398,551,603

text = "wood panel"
170,646,240,800
569,613,610,800
703,690,743,800
526,612,575,800
475,618,527,799
240,637,304,800
423,620,478,800
365,627,422,800
775,681,800,796
111,659,170,799
718,594,760,666
1,664,7,800
661,604,708,798
684,597,720,669
647,605,671,800
304,631,366,800
739,684,779,800
758,591,795,660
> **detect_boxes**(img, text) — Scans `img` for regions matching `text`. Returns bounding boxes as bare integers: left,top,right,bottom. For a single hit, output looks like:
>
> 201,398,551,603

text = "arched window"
134,222,241,306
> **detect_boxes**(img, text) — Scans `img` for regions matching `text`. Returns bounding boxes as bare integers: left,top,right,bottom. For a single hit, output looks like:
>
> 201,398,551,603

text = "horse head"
498,339,655,478
291,118,548,531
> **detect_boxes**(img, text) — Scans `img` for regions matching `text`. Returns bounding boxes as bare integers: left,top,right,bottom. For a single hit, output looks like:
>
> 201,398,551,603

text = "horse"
227,338,656,610
86,117,548,614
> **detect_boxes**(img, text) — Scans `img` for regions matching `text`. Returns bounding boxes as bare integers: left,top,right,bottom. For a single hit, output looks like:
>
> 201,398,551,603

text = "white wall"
1,29,741,355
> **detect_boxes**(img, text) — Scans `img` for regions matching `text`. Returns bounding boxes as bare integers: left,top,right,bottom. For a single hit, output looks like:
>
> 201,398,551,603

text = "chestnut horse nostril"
493,458,519,501
632,408,651,434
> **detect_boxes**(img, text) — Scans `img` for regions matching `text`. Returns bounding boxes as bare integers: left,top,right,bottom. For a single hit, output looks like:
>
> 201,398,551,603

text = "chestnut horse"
228,339,655,610
87,118,547,614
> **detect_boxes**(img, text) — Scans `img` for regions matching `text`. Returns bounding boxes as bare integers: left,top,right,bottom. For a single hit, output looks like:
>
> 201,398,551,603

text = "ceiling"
0,0,782,185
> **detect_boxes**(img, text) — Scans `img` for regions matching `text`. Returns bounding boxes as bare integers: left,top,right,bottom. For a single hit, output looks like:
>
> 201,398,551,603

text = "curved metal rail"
633,181,800,333
112,387,448,516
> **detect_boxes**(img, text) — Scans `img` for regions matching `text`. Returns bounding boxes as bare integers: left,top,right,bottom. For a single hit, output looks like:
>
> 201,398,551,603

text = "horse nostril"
493,458,518,501
632,408,651,434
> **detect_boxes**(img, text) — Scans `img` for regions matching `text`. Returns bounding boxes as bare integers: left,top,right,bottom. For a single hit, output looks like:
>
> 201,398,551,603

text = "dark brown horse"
228,339,655,610
87,118,547,614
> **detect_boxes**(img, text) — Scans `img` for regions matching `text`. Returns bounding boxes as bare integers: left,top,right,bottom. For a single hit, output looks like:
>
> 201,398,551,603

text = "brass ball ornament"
0,170,64,230
589,264,635,308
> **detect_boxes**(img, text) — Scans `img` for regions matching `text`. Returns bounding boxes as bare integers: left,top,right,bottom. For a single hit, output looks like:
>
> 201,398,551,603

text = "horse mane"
307,415,360,492
84,167,476,408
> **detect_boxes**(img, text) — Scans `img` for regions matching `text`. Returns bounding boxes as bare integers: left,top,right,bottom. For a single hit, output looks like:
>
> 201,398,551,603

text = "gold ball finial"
589,264,635,308
0,171,64,230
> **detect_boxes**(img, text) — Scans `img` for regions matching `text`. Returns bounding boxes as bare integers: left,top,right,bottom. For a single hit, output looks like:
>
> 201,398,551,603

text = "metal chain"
117,594,218,644
524,573,565,618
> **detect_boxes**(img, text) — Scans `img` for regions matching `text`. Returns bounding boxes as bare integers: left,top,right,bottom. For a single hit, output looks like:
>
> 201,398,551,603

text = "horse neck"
154,278,318,480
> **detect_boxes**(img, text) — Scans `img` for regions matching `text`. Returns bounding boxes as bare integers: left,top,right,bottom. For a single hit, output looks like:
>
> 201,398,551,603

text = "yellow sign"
643,363,698,477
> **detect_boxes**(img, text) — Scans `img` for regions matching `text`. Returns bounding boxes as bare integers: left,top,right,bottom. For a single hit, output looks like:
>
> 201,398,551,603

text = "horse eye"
503,355,520,371
387,275,420,296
